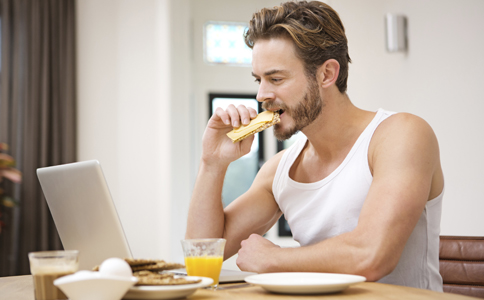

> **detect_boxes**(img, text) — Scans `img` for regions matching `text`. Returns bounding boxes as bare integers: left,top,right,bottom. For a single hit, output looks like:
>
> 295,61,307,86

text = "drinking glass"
181,238,226,288
28,250,79,300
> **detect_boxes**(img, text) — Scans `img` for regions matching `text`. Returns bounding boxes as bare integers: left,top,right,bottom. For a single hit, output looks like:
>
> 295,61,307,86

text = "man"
186,1,444,291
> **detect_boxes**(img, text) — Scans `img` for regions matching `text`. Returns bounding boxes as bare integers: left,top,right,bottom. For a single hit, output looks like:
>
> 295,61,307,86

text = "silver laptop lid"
37,160,132,270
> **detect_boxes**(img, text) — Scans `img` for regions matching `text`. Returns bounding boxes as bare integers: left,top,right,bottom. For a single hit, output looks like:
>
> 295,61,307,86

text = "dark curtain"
0,0,77,275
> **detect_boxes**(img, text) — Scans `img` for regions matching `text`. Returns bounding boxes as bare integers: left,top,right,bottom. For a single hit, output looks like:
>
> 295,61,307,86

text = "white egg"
99,258,132,278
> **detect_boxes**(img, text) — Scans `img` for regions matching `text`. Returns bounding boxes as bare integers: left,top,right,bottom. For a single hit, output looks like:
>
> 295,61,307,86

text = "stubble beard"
271,77,324,141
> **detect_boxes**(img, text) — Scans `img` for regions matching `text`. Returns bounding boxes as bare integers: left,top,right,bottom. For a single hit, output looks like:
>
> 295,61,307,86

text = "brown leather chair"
439,236,484,298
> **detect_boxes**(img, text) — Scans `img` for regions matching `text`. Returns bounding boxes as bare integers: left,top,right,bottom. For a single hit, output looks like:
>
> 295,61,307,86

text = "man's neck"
301,92,374,162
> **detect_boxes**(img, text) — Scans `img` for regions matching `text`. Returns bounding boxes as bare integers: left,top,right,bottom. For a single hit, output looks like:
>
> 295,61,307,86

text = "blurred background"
1,0,483,275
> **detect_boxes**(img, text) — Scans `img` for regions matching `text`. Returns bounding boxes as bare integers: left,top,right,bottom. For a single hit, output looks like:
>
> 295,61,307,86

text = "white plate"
245,272,366,295
123,276,213,299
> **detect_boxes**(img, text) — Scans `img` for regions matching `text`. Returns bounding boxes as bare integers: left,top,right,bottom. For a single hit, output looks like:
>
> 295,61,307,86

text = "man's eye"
254,78,261,84
271,78,282,83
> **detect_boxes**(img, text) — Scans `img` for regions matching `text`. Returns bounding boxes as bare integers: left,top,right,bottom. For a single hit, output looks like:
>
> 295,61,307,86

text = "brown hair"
244,1,351,93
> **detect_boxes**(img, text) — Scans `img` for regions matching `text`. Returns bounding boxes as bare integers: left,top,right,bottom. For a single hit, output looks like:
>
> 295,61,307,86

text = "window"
204,22,252,66
209,93,263,207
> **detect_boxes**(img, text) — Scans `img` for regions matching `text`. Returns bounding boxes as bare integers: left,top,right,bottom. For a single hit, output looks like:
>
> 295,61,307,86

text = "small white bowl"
54,271,138,300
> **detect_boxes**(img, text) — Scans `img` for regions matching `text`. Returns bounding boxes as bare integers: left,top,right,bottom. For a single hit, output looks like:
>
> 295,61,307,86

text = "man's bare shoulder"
375,112,437,141
253,149,287,190
369,112,440,173
262,149,287,172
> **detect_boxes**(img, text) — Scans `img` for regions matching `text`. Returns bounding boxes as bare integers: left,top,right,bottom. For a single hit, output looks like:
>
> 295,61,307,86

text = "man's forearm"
185,161,228,239
238,231,395,282
269,234,377,277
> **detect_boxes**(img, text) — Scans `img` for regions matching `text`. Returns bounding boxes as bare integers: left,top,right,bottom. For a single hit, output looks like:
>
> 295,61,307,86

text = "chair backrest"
439,236,484,298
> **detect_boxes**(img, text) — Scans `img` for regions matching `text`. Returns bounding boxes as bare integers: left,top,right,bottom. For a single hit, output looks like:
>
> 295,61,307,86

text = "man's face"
252,38,323,141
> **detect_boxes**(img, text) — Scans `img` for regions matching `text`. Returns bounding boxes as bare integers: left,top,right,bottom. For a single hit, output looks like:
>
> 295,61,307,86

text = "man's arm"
186,105,282,260
186,152,283,260
236,113,444,281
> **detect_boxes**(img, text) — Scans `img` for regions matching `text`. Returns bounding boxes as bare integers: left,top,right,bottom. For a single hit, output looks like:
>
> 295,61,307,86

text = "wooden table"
0,275,479,299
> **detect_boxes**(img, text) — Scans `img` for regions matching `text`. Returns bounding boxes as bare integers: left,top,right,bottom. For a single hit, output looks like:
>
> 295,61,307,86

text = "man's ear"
317,59,340,89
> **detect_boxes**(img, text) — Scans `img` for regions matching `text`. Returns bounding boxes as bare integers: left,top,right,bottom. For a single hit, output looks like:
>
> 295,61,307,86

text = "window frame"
209,93,264,167
203,21,252,67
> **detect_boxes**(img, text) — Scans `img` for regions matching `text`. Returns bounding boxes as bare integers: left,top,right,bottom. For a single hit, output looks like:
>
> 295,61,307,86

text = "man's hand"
236,234,281,273
202,105,258,168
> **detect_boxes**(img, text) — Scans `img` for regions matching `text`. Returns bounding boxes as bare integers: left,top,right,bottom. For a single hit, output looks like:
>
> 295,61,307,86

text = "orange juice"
185,256,223,286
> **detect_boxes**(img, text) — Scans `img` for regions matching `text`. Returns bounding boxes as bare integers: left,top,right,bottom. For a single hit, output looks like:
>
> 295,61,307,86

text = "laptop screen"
37,160,132,270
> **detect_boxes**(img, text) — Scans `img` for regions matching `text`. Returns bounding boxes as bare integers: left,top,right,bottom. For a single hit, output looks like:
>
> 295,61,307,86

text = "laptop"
37,160,132,270
37,160,255,282
169,268,256,283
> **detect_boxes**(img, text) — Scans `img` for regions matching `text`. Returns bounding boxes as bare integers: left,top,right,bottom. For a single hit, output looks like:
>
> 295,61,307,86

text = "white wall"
76,0,173,260
76,0,484,265
168,0,192,263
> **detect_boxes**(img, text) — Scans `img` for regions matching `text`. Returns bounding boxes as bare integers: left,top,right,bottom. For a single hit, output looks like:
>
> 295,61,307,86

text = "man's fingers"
212,105,256,128
248,107,258,119
237,105,252,126
213,107,230,125
226,104,241,128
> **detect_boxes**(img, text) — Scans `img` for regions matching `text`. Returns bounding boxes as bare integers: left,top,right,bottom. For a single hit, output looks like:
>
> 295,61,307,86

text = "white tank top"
272,108,443,291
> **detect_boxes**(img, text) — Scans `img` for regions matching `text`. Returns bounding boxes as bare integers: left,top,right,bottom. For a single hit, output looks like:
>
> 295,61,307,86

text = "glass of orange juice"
181,238,226,288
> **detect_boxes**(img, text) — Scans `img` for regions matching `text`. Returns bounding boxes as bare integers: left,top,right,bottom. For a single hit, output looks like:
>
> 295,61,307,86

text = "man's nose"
256,82,275,103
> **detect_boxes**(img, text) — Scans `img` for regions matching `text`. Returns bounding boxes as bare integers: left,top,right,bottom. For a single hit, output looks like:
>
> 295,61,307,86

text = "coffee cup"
28,250,79,300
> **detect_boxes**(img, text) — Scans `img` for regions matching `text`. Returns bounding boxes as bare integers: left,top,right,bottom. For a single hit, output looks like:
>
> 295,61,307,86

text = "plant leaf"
0,168,22,183
1,196,18,208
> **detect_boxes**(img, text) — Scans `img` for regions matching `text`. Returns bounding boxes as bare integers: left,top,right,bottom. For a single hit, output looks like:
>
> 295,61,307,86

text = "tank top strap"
273,136,307,202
